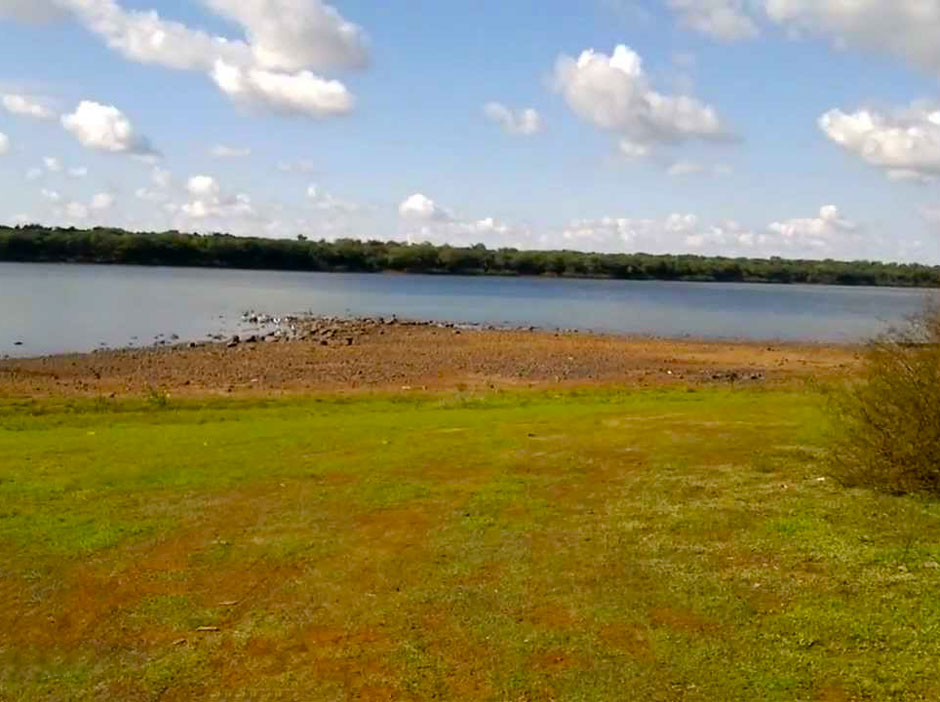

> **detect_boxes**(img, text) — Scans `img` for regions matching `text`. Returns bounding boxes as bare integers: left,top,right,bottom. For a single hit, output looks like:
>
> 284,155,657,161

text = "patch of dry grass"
2,388,940,700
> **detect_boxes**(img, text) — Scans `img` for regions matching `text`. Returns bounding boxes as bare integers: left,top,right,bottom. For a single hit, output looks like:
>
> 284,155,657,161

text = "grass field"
2,387,940,701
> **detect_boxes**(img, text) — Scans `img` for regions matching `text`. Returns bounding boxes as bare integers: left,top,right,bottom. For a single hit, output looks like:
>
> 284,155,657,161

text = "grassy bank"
2,388,940,700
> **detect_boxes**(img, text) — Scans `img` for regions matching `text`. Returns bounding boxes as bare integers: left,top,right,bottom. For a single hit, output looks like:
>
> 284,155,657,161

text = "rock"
226,336,240,348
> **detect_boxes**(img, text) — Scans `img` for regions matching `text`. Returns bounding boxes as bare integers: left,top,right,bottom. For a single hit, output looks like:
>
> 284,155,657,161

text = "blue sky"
2,0,940,263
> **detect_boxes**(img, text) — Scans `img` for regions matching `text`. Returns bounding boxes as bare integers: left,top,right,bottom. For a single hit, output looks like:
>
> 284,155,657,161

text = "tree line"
2,224,939,287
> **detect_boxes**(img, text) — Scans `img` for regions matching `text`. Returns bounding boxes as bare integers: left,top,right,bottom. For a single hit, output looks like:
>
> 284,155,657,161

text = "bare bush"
827,301,940,495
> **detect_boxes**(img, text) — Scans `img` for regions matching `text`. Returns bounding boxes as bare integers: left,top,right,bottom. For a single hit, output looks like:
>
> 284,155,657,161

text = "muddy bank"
0,316,860,398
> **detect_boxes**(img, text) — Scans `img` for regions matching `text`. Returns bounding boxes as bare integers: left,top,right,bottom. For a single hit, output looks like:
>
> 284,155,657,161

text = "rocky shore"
0,316,860,398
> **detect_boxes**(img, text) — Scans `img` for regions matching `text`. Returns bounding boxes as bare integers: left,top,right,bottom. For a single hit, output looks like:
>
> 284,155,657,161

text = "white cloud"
0,0,65,22
90,192,115,210
667,0,759,41
2,93,55,119
765,0,940,77
40,189,61,202
61,100,156,155
562,215,705,250
398,193,453,222
43,156,63,172
617,140,651,159
68,166,89,178
136,167,173,203
175,174,256,222
210,144,251,158
819,104,940,181
187,175,220,198
152,167,171,188
483,102,543,136
181,192,255,220
203,0,369,72
554,208,862,258
38,0,366,120
62,0,249,72
65,202,89,220
0,132,9,155
306,184,359,213
667,160,733,177
553,44,730,155
211,60,354,118
277,159,315,173
403,214,527,249
767,205,857,250
25,167,42,181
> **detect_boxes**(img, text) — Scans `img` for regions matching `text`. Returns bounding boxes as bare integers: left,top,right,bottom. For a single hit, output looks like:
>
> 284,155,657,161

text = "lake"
1,262,935,357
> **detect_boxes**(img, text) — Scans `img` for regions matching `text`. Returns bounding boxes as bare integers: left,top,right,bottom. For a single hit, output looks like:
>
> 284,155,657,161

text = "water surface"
1,262,934,357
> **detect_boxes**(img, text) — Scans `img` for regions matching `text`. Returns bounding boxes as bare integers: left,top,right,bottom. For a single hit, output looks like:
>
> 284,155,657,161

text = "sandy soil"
0,318,861,398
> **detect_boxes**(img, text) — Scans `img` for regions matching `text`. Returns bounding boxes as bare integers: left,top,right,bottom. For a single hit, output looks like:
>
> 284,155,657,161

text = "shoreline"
0,316,861,399
4,259,940,291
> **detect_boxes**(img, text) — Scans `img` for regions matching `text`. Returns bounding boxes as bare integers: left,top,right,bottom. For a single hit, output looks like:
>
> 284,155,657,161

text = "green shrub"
826,302,940,495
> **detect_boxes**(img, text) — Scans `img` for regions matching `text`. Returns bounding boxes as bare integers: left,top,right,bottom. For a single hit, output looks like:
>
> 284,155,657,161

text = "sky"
2,0,940,263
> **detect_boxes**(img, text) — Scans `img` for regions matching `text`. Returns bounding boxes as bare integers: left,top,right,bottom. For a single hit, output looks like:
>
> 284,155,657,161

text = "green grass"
2,387,940,700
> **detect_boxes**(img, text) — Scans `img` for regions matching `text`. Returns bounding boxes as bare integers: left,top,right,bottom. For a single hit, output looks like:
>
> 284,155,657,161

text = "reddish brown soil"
0,319,860,398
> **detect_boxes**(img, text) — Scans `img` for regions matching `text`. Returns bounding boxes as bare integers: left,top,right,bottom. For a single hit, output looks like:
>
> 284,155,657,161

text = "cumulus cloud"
767,205,857,250
186,175,220,198
68,166,89,178
64,201,89,220
62,0,250,72
203,0,369,72
483,102,543,136
0,132,9,155
210,144,251,158
61,100,156,155
562,214,724,251
181,192,255,220
396,193,527,247
398,193,453,222
43,156,62,172
819,104,940,182
663,0,940,77
667,0,759,41
40,188,61,202
90,192,115,210
136,167,172,202
152,167,171,188
174,174,255,222
25,0,367,120
211,60,354,118
553,44,730,155
306,184,359,213
2,93,55,119
765,0,940,77
554,206,861,258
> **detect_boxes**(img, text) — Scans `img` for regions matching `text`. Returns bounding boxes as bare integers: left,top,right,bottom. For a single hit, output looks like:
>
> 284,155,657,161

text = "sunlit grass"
1,388,939,700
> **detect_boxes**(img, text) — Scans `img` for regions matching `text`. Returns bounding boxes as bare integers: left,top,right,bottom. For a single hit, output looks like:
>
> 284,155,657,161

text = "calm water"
1,262,935,357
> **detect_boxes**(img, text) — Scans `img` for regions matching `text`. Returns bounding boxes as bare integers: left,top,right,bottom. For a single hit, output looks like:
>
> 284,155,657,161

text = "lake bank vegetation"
3,224,940,287
826,304,940,495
